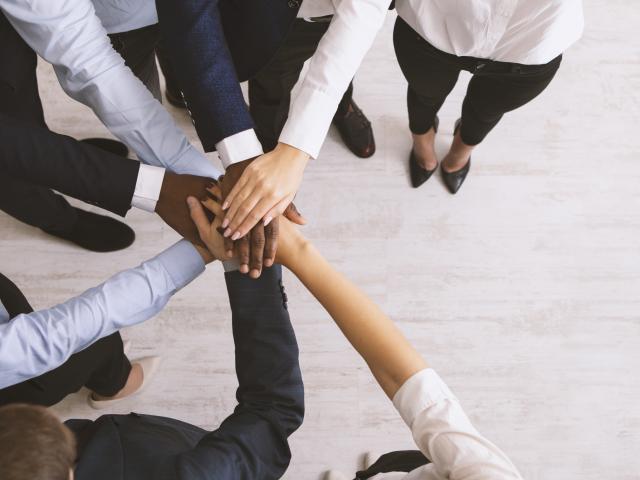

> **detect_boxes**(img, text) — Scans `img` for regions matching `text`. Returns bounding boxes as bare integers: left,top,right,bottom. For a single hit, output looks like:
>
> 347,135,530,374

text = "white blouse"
368,369,525,480
395,0,584,65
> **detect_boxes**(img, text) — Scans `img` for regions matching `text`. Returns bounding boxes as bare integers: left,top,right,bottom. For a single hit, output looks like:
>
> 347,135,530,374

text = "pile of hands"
155,153,307,276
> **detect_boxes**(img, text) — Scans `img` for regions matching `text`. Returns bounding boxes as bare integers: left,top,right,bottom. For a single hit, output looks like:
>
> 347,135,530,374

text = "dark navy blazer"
67,266,305,480
156,0,301,152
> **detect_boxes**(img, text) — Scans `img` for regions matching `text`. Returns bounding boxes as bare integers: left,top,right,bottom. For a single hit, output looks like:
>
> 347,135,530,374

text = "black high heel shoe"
441,118,471,194
409,115,439,188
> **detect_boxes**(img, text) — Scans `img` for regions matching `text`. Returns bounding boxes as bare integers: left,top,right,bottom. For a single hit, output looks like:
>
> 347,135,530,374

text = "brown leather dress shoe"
332,99,376,158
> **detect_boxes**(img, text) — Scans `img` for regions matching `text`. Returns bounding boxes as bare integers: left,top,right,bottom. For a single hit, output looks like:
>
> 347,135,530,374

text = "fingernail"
186,197,197,208
240,265,249,274
223,228,232,238
263,216,272,227
250,270,259,278
264,258,273,267
226,250,233,258
222,218,230,228
222,201,230,210
231,231,240,241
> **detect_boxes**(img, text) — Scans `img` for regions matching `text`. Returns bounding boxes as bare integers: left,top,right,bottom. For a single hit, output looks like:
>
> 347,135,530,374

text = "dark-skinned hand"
155,172,216,247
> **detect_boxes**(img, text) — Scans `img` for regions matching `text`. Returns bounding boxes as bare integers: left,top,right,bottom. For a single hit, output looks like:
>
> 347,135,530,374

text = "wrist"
275,142,310,164
194,244,215,265
280,236,312,272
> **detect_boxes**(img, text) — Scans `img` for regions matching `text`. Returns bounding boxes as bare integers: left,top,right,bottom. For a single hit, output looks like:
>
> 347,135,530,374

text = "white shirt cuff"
392,368,456,428
279,85,340,159
132,164,165,213
215,130,264,169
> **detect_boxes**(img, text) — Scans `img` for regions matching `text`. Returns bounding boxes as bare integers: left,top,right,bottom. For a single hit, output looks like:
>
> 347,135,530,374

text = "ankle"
442,150,471,172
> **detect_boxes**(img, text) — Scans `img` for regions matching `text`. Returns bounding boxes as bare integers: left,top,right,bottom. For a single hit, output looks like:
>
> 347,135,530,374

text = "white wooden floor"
1,3,639,479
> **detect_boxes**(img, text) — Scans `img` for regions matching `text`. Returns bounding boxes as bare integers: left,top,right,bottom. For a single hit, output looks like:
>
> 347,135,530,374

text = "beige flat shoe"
88,356,161,410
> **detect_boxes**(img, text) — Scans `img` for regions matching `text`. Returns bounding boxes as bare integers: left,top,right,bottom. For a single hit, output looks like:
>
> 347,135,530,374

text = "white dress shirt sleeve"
390,369,524,480
215,129,264,168
1,0,220,180
0,240,204,389
279,0,389,159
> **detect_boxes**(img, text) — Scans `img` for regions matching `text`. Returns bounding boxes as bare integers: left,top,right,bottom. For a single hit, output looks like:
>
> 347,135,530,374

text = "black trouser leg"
249,18,356,151
0,13,78,232
108,24,162,101
156,43,181,98
0,273,131,407
393,16,461,134
460,56,562,145
335,81,355,117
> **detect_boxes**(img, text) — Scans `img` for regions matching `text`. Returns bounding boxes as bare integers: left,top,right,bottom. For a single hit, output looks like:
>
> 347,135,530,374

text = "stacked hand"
219,152,307,278
190,183,307,270
154,170,306,274
154,172,214,247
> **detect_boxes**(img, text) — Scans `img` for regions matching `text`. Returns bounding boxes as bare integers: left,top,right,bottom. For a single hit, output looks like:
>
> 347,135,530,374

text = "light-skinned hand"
221,143,309,240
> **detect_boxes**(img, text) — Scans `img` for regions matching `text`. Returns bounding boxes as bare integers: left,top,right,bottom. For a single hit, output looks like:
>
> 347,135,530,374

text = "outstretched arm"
192,203,524,480
3,0,219,178
283,233,426,398
0,241,210,389
176,265,304,479
221,1,390,239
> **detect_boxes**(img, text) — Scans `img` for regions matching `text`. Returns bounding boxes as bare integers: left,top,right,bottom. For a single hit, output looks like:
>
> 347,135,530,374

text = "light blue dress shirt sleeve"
1,0,221,179
0,240,205,389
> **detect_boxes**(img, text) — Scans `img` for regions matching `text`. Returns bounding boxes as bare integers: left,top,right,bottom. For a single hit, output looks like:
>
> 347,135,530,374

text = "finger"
224,236,234,258
237,234,250,274
222,183,259,235
225,188,266,239
283,201,307,225
200,197,224,218
248,223,265,278
186,197,210,240
263,195,295,225
207,184,223,201
222,185,253,232
221,171,249,211
232,194,280,239
263,216,279,268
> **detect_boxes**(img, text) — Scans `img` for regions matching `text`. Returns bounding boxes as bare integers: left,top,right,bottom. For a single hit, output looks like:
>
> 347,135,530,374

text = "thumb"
187,196,210,239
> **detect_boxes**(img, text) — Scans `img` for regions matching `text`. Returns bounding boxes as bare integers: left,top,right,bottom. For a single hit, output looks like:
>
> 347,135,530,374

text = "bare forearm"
286,242,427,398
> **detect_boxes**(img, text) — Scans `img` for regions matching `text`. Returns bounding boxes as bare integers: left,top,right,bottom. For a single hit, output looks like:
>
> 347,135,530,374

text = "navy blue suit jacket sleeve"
176,265,305,479
156,0,255,152
0,114,138,217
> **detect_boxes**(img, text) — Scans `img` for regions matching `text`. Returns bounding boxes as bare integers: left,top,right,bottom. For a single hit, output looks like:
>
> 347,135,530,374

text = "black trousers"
248,17,354,151
393,17,562,146
0,14,160,233
0,273,131,407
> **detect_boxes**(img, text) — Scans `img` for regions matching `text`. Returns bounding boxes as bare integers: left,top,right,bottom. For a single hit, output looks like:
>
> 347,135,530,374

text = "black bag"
355,450,430,479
